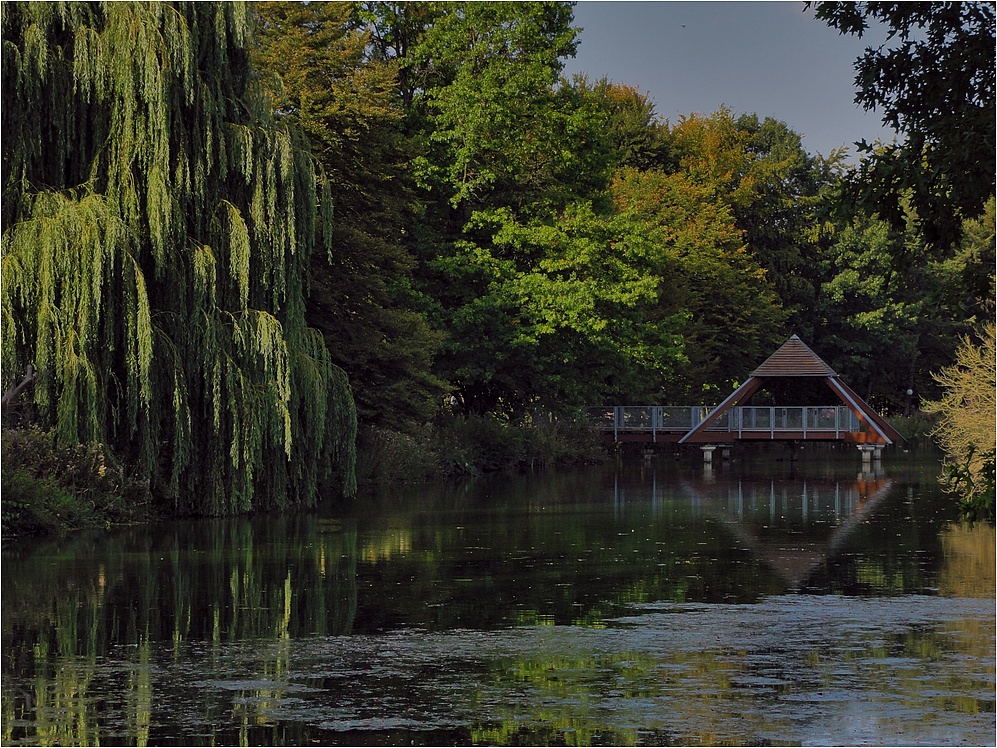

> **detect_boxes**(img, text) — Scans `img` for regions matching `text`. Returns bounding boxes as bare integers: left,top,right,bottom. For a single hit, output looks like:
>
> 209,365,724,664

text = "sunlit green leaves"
2,2,356,514
609,166,786,399
409,1,579,207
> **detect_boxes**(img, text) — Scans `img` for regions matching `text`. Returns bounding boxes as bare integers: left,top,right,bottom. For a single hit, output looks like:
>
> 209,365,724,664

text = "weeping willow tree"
1,2,356,514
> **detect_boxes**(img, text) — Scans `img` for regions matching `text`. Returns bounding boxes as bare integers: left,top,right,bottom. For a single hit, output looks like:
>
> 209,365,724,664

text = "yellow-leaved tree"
926,325,996,521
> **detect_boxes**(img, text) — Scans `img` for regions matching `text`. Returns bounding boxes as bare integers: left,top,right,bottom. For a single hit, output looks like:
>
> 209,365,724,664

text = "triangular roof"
751,334,838,377
679,335,904,445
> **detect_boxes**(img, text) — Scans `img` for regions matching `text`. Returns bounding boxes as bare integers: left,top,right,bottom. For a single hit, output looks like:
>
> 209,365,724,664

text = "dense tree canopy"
810,1,996,248
666,109,839,340
252,1,444,429
608,166,786,400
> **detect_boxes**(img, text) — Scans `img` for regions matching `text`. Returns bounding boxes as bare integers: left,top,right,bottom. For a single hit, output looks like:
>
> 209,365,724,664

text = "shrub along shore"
1,415,608,537
2,411,951,539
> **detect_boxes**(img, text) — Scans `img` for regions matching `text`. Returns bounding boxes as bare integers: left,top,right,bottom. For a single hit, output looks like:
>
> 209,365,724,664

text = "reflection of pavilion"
681,471,894,590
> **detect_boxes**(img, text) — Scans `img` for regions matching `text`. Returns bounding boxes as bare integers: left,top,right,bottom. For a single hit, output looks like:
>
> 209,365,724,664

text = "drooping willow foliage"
1,2,356,513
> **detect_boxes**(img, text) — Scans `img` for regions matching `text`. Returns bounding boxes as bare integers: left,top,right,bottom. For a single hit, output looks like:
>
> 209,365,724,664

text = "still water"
2,451,994,746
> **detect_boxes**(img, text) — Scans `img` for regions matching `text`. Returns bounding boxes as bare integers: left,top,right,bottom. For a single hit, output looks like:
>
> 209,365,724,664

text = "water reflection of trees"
2,516,359,745
3,463,993,746
619,463,967,596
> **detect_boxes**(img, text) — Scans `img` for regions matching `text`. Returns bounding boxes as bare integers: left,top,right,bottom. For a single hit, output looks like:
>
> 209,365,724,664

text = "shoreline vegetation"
1,426,155,537
3,330,990,540
1,410,946,539
1,414,609,537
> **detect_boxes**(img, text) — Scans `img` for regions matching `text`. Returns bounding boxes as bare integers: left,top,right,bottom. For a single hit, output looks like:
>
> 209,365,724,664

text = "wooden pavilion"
678,335,903,446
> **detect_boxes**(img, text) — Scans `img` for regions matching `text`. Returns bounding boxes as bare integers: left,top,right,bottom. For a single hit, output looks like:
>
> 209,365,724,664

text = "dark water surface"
2,451,994,746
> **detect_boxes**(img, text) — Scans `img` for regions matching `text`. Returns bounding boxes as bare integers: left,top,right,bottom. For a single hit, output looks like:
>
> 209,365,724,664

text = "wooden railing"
586,406,861,440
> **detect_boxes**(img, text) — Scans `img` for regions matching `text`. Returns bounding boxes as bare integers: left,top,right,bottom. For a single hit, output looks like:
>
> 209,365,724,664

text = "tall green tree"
252,1,445,429
2,2,355,514
667,109,840,340
609,167,787,400
414,72,682,412
406,1,579,211
811,199,994,411
814,212,929,406
810,1,996,248
356,1,593,413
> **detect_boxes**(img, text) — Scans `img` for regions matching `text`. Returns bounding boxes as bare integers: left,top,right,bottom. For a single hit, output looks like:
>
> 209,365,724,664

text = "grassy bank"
1,427,153,537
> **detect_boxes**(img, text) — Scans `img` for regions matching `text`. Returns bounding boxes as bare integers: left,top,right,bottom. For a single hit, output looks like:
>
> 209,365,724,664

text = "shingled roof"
679,334,904,445
751,334,838,378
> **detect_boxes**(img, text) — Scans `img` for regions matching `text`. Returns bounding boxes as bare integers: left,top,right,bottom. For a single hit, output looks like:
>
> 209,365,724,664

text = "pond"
2,449,994,746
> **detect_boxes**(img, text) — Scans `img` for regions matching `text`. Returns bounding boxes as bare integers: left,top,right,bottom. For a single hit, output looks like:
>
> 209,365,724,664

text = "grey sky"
561,1,898,158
